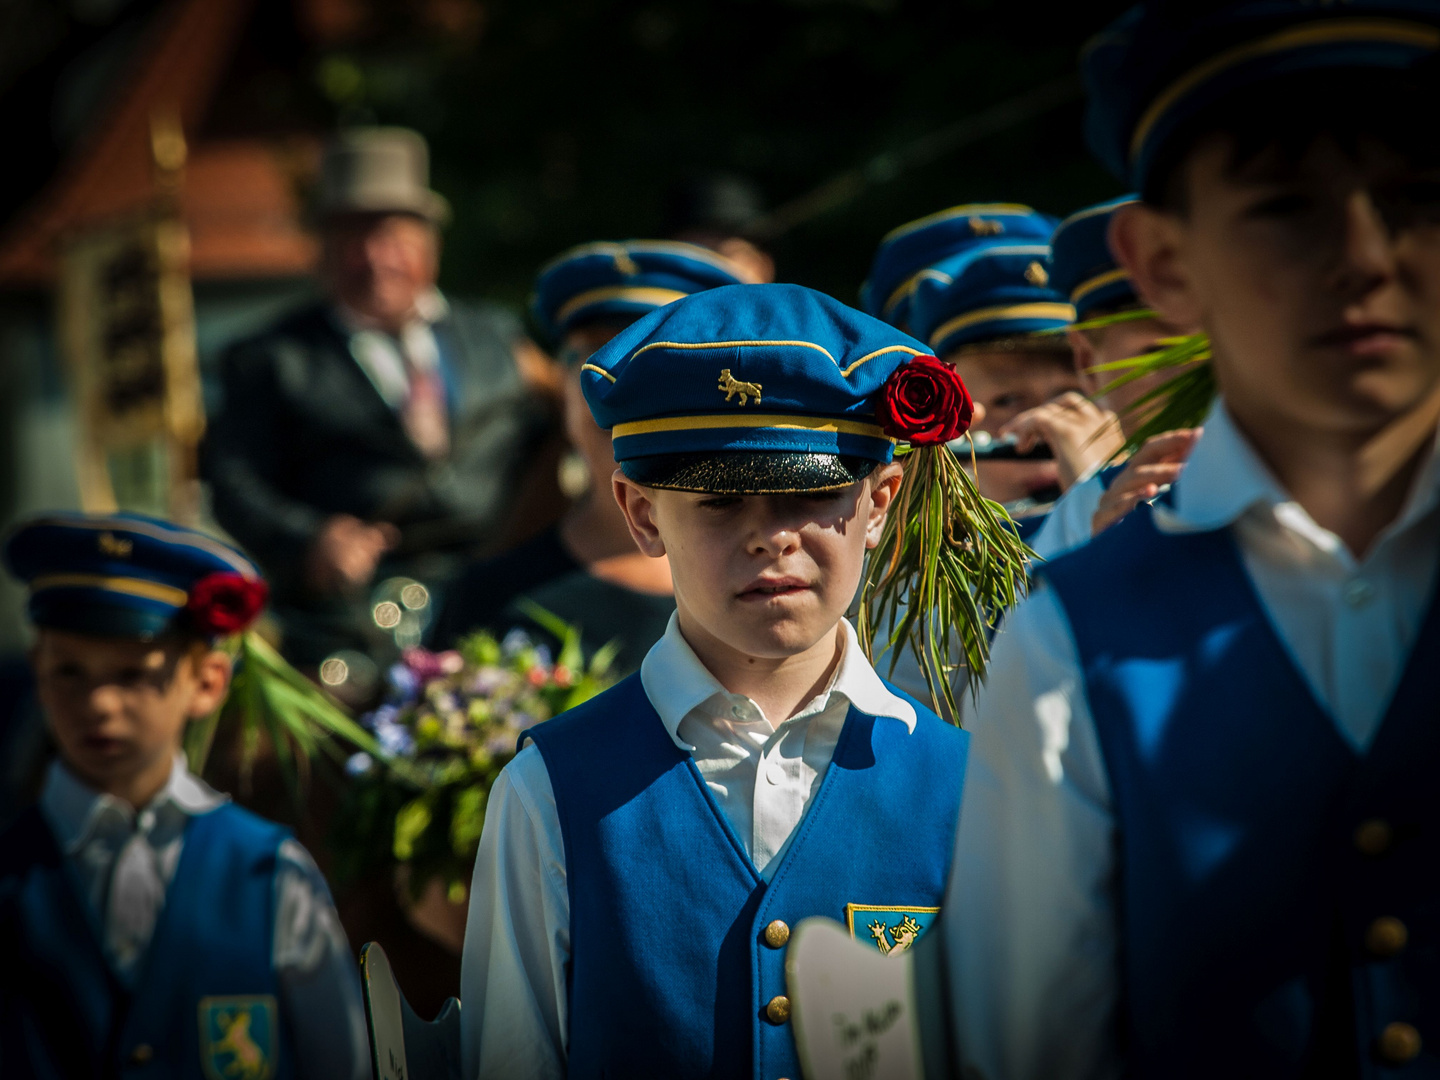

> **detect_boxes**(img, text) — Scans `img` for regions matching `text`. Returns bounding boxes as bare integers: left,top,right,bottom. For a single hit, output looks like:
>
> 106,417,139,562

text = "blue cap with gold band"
531,240,751,344
1049,195,1140,320
859,204,1058,329
908,240,1075,358
3,512,263,640
1083,1,1440,190
581,283,933,494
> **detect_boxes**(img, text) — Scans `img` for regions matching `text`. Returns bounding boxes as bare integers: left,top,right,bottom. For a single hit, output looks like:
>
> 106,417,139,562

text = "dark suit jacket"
204,298,555,601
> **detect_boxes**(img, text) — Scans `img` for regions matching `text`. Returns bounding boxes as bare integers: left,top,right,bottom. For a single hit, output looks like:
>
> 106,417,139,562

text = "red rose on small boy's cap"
876,355,974,446
186,572,269,636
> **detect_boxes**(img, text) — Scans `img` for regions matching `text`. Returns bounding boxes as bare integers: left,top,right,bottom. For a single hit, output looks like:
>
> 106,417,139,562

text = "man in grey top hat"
206,127,561,667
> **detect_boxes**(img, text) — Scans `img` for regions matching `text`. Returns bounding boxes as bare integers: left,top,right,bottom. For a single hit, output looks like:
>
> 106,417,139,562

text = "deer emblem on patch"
718,369,762,406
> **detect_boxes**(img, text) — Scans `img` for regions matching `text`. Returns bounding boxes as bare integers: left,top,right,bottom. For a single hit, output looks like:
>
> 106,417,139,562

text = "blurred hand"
1091,428,1203,536
1000,392,1126,491
306,514,400,594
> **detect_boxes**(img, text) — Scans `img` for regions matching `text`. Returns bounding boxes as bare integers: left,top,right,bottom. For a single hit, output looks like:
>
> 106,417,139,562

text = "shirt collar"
40,753,226,855
639,613,916,752
1161,397,1288,532
1159,395,1440,554
332,287,448,336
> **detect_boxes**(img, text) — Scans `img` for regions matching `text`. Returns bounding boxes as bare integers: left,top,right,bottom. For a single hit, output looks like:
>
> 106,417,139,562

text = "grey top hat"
317,127,451,225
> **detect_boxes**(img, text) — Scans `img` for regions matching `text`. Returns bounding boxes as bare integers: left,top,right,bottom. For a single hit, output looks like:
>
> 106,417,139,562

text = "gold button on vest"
1377,1022,1422,1065
765,995,791,1025
763,920,790,949
1365,916,1408,958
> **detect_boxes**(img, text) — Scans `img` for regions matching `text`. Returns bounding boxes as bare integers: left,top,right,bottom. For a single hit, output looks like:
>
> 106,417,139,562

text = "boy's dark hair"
1147,61,1440,214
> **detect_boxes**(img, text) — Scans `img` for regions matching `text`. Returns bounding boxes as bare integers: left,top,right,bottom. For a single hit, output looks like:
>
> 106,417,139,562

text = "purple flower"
402,647,447,682
375,716,415,757
345,752,375,777
533,644,553,670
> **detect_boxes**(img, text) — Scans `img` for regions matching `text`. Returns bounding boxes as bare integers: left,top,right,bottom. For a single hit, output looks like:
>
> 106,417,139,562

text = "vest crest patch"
199,995,278,1080
844,903,941,956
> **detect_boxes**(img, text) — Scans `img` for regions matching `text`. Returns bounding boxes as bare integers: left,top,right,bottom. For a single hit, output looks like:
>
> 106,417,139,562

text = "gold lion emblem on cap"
718,369,762,406
1024,261,1049,286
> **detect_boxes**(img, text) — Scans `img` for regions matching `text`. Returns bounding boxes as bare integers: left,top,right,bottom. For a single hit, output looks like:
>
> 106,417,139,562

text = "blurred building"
0,0,449,651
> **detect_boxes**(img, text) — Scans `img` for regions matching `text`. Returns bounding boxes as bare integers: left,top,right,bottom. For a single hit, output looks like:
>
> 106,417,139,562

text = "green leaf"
393,797,433,862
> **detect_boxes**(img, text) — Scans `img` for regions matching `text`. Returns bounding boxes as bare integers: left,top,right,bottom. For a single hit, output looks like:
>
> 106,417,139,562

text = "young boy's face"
615,466,902,661
1126,132,1440,439
32,629,231,801
950,349,1080,503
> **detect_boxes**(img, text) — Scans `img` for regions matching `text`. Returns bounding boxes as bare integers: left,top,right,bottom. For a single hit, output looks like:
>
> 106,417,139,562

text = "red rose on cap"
187,572,269,636
876,355,974,445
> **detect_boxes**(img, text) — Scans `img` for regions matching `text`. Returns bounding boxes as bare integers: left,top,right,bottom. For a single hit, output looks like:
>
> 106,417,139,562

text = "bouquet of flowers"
333,605,617,903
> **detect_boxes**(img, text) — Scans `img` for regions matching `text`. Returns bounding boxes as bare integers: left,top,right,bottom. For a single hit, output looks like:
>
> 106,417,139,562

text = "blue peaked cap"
3,512,262,639
581,283,934,493
531,240,750,344
1084,1,1440,191
860,204,1058,329
1050,195,1140,319
909,240,1074,358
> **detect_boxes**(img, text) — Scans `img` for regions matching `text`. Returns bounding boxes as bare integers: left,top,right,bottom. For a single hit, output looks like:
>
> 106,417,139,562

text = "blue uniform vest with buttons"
1041,505,1440,1078
0,801,295,1080
523,672,968,1080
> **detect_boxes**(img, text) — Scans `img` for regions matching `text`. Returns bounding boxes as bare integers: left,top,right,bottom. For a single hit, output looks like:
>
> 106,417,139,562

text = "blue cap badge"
860,204,1057,329
1050,195,1140,320
532,240,752,344
909,240,1074,358
580,283,937,493
3,512,265,640
1083,1,1440,190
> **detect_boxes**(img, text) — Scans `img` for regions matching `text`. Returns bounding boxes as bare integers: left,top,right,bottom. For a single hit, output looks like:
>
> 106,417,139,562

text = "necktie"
104,814,167,983
399,322,450,460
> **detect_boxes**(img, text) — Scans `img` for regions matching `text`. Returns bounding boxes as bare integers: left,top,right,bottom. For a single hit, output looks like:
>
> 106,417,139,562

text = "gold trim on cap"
21,516,254,575
878,203,1035,244
30,573,189,606
1129,18,1440,164
613,413,892,441
580,363,617,383
630,338,839,365
840,344,927,378
1071,266,1131,305
929,302,1076,348
555,285,690,325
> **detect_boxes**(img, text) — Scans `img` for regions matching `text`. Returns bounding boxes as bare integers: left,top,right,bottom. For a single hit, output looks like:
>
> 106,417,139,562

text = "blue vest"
1042,507,1440,1078
524,672,968,1079
0,801,295,1080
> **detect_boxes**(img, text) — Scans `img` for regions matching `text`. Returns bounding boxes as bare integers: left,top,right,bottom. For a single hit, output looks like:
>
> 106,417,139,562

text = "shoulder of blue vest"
520,671,650,752
190,801,292,857
1035,500,1158,586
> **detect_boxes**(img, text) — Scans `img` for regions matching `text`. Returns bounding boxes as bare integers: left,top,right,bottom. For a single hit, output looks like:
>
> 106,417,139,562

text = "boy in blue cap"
0,514,369,1079
460,283,980,1079
1026,195,1203,558
909,236,1121,525
432,240,751,661
787,3,1440,1078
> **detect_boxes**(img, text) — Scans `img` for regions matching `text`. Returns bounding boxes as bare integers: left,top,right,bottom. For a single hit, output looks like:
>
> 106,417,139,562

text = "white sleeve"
946,581,1121,1080
1028,472,1106,562
272,839,372,1080
460,744,570,1080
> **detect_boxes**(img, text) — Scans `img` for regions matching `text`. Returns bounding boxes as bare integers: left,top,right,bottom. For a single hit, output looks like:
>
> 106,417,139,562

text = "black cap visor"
621,451,880,495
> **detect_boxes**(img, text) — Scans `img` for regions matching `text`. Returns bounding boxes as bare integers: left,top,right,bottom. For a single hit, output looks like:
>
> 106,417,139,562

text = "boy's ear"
864,463,905,549
1109,203,1203,332
184,648,234,720
1067,327,1104,397
612,472,668,558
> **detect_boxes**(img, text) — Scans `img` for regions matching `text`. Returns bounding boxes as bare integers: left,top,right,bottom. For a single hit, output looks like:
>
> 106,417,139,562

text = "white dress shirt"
945,398,1440,1080
336,287,449,409
460,614,916,1080
1027,468,1107,562
40,755,372,1080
